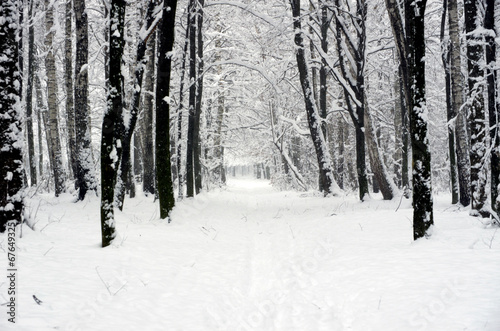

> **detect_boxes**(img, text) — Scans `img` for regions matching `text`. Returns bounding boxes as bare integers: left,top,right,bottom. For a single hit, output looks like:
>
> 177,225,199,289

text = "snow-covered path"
1,178,500,330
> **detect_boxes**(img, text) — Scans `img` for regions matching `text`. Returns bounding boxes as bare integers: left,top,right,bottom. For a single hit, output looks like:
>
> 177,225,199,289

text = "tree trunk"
116,0,159,210
393,70,402,188
186,0,197,198
176,12,191,199
290,0,339,196
65,0,77,183
45,0,65,196
318,1,329,193
441,0,458,204
465,0,488,217
448,0,470,206
194,0,205,195
407,0,434,239
142,32,156,196
0,0,23,232
74,0,96,201
334,0,369,200
101,0,126,247
364,101,396,200
155,0,177,219
484,0,499,214
26,0,36,186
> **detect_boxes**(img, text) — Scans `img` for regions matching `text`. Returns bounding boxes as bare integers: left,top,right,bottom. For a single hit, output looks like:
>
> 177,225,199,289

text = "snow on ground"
1,177,500,331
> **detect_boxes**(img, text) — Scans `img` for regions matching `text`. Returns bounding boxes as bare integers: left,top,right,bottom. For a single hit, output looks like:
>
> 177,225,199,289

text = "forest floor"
1,177,500,331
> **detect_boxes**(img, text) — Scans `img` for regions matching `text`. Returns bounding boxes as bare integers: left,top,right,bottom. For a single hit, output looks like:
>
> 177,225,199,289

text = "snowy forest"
1,0,500,330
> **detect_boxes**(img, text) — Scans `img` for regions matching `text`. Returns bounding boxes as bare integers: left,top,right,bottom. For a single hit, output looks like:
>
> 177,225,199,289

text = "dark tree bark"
194,0,205,195
465,0,488,217
142,32,156,196
0,0,23,232
186,0,197,198
155,0,178,219
65,0,77,183
116,0,159,210
289,0,339,196
317,1,329,192
101,0,126,247
406,0,434,239
440,0,459,204
333,0,368,200
176,10,192,199
26,0,36,186
74,0,96,201
484,0,499,214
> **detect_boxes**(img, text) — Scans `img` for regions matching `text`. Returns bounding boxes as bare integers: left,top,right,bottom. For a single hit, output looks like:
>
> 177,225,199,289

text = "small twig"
289,224,295,239
43,247,53,256
488,228,498,249
395,192,406,212
358,223,363,231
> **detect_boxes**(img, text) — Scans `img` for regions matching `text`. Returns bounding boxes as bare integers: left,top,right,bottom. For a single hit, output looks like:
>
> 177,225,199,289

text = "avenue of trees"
1,0,499,244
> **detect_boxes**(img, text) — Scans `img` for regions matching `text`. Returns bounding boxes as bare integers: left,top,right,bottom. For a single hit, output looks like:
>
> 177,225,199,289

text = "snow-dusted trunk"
142,32,155,196
44,0,65,196
364,101,396,200
26,0,36,186
176,12,191,198
407,0,433,239
186,0,196,198
441,0,459,204
448,0,470,207
155,0,177,219
101,0,126,247
318,1,329,193
484,0,499,215
333,0,370,200
289,0,339,196
65,0,77,182
393,71,402,188
193,0,205,195
0,0,23,232
74,0,96,201
465,0,488,217
35,69,48,179
116,0,158,210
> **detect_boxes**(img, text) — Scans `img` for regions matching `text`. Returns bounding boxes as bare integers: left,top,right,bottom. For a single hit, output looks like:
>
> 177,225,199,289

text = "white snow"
1,177,499,330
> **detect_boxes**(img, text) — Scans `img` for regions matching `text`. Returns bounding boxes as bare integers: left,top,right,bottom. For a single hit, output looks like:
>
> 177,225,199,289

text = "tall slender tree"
0,0,23,232
155,0,178,219
484,0,499,215
186,0,197,197
65,0,77,182
440,0,459,204
406,0,433,239
289,0,340,196
465,0,488,217
45,0,66,196
116,0,160,210
101,0,126,247
448,0,470,207
74,0,97,201
26,0,37,186
193,0,205,195
142,31,156,196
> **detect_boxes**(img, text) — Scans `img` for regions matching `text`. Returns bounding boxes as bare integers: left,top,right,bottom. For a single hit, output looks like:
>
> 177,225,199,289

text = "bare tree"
465,0,488,217
45,0,66,196
0,0,23,232
289,0,340,196
155,0,178,219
